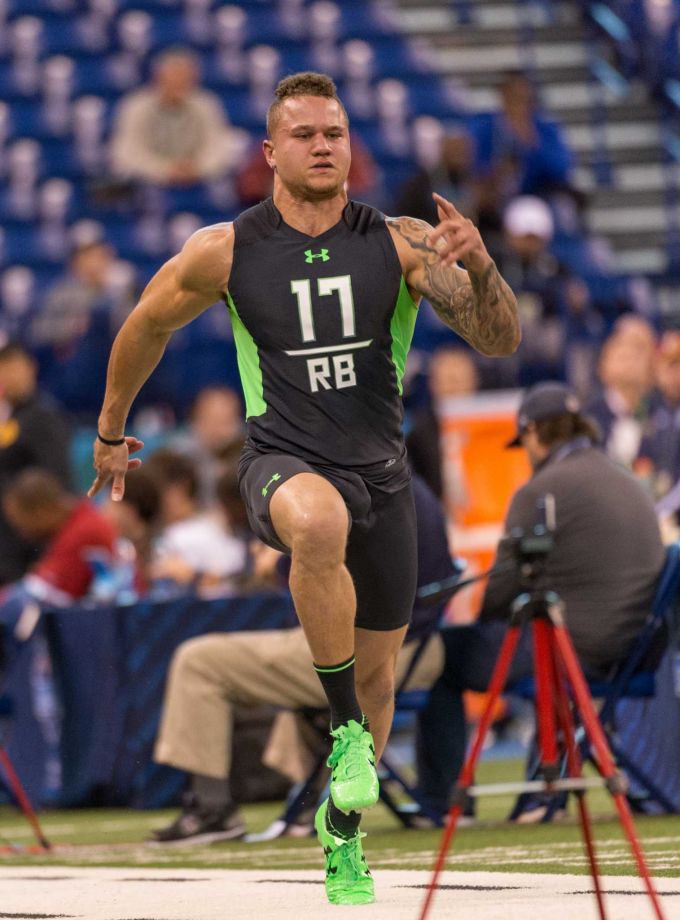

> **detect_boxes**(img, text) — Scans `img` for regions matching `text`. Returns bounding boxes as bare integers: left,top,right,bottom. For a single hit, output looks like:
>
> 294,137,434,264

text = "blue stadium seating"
0,0,644,415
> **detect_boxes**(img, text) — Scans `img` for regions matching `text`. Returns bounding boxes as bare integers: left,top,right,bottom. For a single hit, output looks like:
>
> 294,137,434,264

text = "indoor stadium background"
2,0,679,430
2,1,680,917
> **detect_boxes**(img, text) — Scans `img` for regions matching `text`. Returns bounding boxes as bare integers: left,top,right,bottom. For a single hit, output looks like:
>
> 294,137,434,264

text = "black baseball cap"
506,381,582,448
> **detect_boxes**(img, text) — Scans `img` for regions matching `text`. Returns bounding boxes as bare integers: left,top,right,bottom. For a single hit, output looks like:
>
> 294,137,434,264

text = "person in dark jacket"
471,71,573,199
416,381,665,821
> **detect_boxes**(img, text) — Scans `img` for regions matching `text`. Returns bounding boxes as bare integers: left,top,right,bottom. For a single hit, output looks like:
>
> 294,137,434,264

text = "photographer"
416,381,665,823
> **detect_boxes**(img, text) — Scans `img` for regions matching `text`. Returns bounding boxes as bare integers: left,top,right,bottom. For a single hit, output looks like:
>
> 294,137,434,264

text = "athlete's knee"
288,502,349,567
271,475,349,564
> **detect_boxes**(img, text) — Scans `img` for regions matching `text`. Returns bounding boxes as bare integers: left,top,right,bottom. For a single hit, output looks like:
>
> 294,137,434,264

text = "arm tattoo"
389,216,520,356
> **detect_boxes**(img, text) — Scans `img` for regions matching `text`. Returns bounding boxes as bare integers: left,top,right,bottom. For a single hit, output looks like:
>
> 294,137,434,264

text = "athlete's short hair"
266,72,348,137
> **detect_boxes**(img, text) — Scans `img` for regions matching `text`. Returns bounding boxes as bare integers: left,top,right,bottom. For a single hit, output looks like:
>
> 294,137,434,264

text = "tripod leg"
551,643,607,920
419,625,523,920
0,747,50,850
533,619,559,778
551,623,666,920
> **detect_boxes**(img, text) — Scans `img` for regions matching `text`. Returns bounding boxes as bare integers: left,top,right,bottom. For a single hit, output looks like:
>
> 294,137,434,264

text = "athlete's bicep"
133,258,218,333
136,224,233,334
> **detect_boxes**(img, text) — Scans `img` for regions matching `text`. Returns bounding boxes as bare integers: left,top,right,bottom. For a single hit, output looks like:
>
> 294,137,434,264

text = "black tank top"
226,198,418,480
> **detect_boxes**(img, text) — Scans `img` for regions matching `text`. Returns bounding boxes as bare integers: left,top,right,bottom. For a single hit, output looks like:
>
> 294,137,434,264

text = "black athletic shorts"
238,445,417,632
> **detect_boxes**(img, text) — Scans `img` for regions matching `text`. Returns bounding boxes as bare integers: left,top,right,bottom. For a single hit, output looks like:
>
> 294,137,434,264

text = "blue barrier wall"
2,591,297,808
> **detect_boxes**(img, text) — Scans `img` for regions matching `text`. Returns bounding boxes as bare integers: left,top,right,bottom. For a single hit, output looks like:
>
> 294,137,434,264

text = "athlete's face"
264,96,351,200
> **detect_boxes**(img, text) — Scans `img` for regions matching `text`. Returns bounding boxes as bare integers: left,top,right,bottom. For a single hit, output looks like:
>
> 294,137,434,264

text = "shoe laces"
327,721,371,779
335,833,370,879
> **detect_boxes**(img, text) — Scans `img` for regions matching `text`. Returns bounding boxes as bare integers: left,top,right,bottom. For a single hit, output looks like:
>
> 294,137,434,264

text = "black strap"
97,432,125,446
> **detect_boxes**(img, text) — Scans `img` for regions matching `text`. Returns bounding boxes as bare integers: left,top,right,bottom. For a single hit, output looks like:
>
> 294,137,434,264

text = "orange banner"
438,391,531,624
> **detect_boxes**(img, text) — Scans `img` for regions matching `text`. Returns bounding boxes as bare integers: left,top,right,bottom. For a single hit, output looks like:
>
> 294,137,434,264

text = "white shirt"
153,513,246,578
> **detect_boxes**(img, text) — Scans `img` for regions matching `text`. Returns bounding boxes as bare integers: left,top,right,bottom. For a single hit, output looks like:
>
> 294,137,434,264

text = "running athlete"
89,72,520,905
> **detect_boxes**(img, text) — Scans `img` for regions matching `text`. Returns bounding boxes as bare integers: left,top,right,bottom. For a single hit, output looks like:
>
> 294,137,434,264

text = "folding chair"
510,539,680,817
587,539,680,811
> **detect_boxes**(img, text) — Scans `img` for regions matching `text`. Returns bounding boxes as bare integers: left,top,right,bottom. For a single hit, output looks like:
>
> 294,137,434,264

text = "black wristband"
97,432,126,446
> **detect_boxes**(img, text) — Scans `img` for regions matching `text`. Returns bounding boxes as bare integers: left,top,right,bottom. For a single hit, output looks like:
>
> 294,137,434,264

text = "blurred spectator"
407,346,479,499
586,319,657,468
1,469,119,609
636,331,680,503
110,48,246,186
236,131,379,207
170,385,244,504
102,466,162,591
0,342,71,585
393,127,502,245
617,312,658,341
394,128,476,223
471,71,574,200
30,242,137,419
0,469,120,748
31,242,136,350
146,448,247,592
497,195,603,388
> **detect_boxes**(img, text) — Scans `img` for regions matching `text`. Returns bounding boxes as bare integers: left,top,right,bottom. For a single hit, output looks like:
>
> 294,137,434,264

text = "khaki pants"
154,626,443,780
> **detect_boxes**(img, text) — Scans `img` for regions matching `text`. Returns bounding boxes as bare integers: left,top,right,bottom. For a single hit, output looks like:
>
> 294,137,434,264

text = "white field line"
1,867,679,920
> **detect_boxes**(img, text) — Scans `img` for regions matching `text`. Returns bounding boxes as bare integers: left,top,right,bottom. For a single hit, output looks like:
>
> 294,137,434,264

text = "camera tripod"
418,587,667,920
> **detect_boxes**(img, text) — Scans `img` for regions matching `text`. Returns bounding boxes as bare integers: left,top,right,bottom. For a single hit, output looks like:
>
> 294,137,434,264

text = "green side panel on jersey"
226,292,266,418
390,277,419,395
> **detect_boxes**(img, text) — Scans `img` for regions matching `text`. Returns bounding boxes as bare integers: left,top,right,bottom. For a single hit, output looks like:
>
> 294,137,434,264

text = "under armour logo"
261,472,281,497
305,248,330,263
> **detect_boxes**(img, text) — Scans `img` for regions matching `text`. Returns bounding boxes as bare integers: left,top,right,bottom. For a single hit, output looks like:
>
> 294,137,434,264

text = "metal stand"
419,589,666,920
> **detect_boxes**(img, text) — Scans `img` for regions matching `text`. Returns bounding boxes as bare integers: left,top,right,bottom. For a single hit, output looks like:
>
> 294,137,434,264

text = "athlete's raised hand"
426,192,492,273
88,435,144,501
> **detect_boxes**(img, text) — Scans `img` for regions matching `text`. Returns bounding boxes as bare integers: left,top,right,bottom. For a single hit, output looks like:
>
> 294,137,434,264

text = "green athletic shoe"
327,719,379,814
315,799,375,905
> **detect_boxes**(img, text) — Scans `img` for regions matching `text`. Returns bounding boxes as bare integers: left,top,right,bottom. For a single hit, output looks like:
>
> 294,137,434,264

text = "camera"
507,494,556,582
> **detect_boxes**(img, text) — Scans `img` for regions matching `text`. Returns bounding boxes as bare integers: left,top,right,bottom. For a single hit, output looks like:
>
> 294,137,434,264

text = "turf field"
2,759,680,919
2,758,680,877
